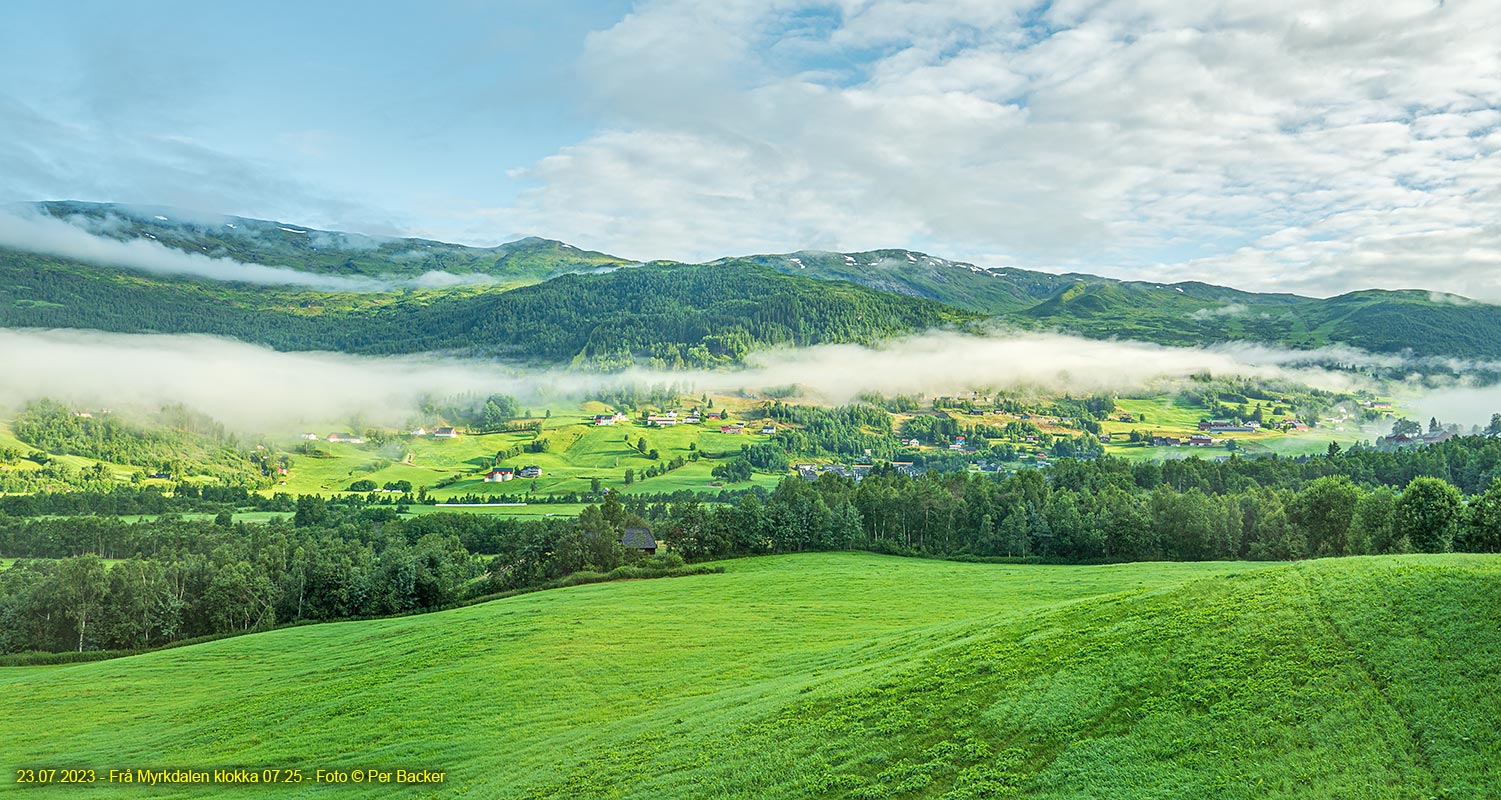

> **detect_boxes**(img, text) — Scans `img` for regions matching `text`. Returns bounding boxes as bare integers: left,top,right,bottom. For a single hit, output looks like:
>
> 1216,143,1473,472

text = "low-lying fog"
0,327,1493,433
0,209,499,292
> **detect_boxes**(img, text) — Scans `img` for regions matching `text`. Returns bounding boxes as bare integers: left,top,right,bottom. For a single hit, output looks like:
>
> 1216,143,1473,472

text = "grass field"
0,420,143,482
4,390,1390,509
274,407,784,500
6,552,1499,798
1100,395,1371,461
275,394,1362,503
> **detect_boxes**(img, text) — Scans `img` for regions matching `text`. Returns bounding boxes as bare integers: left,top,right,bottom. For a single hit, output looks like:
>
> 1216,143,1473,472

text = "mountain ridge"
4,201,1501,364
22,200,631,284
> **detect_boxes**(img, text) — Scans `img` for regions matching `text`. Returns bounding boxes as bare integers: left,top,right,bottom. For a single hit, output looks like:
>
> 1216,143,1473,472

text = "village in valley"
223,381,1437,514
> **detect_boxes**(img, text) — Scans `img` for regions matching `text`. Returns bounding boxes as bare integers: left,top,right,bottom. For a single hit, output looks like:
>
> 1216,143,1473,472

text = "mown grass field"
5,552,1499,798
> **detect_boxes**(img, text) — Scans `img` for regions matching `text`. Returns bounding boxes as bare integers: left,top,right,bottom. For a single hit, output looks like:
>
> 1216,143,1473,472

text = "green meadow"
1101,395,1369,460
6,552,1499,798
276,412,784,498
0,420,141,482
276,395,1354,502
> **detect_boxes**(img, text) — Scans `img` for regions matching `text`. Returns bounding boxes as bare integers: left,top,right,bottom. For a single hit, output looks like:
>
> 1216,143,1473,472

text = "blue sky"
0,0,629,232
2,0,1500,300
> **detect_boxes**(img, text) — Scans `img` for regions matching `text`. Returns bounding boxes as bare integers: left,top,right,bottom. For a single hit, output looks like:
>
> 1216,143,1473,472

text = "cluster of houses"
484,464,543,482
645,410,700,426
594,409,772,430
1198,419,1259,433
794,461,922,481
310,427,459,443
591,410,717,427
1376,430,1455,450
409,427,460,438
1362,400,1395,411
306,432,366,444
1149,434,1220,447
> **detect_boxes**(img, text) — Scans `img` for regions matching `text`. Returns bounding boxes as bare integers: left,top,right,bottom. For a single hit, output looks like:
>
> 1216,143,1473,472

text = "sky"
1,0,1499,299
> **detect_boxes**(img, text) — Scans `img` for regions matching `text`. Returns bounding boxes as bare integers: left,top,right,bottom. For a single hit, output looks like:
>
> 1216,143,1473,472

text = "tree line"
0,493,679,655
8,437,1501,655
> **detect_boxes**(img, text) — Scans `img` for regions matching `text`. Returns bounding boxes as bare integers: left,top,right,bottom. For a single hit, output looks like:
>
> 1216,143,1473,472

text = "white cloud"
0,209,498,292
1189,303,1248,320
495,0,1501,298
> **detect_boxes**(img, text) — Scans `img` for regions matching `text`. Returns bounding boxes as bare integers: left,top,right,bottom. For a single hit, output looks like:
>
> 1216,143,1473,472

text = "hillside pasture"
6,553,1500,798
274,415,786,499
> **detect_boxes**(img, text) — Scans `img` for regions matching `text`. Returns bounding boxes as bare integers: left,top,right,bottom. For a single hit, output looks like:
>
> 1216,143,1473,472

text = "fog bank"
0,327,1416,433
0,210,497,292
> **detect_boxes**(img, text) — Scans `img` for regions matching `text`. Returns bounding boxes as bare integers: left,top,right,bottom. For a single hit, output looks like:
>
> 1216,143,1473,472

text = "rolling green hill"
6,553,1498,798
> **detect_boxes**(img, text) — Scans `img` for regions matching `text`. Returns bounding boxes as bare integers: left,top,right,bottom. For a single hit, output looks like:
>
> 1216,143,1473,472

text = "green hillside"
0,255,971,366
8,204,1501,363
6,553,1498,798
29,201,630,282
753,250,1501,362
1010,280,1497,358
747,250,1082,315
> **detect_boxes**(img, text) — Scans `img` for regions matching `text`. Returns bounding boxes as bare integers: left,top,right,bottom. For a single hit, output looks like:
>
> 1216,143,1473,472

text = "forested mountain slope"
753,249,1501,359
6,203,1501,363
26,200,628,282
0,253,971,366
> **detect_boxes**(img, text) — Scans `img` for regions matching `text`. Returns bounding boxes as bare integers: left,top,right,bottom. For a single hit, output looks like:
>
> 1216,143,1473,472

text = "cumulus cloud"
0,209,497,292
490,0,1501,299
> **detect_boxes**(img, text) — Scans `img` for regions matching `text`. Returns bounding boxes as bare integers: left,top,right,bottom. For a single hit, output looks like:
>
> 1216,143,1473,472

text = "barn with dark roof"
620,527,657,555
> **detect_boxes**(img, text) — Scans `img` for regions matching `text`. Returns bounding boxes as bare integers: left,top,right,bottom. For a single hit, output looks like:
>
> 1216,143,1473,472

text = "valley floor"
3,553,1499,798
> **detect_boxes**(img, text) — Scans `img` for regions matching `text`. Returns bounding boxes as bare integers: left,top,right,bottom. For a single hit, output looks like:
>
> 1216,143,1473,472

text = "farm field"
274,408,786,499
1100,395,1371,460
5,552,1499,798
3,386,1399,510
273,392,1375,504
